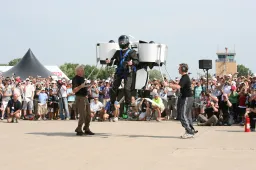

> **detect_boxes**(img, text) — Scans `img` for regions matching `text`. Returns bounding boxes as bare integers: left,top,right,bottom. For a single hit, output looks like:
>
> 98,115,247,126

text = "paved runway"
1,120,255,170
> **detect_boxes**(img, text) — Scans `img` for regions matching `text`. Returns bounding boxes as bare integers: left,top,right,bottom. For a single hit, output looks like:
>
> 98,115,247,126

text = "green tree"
59,63,79,79
237,64,253,77
148,69,166,81
0,64,8,66
8,58,22,66
84,65,98,79
84,65,115,80
59,63,115,80
204,73,212,79
97,67,115,80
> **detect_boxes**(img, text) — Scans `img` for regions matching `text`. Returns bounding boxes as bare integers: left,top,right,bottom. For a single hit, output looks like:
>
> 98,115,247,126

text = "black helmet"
149,41,155,44
118,35,130,49
109,40,115,43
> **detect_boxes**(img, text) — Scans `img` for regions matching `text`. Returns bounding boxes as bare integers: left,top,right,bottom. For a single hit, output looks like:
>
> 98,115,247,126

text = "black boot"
84,129,95,135
75,129,84,136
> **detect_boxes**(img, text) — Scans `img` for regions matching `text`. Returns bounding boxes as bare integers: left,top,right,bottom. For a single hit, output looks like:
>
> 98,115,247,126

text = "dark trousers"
75,96,91,132
110,72,136,105
238,107,246,123
33,99,38,115
198,114,218,126
177,97,195,134
249,112,256,129
231,103,238,122
222,112,230,124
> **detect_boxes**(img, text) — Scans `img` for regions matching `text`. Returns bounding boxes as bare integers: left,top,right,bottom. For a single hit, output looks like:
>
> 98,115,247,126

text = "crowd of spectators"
0,73,256,131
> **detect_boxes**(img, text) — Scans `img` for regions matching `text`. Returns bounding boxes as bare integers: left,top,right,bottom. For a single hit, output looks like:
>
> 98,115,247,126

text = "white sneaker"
113,117,118,122
180,132,194,139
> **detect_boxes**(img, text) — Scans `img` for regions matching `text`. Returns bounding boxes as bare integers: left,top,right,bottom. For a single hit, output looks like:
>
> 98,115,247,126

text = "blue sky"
0,0,255,78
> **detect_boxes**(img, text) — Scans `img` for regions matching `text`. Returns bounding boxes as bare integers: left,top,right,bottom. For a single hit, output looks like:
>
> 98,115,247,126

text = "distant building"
215,47,237,76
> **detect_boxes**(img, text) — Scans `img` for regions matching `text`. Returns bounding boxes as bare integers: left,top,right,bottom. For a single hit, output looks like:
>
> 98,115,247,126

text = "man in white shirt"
67,80,77,119
22,78,35,117
90,97,104,121
1,80,12,120
211,77,222,97
59,79,70,120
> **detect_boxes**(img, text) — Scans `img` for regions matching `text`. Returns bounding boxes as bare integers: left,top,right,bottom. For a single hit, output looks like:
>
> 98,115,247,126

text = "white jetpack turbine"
86,40,119,80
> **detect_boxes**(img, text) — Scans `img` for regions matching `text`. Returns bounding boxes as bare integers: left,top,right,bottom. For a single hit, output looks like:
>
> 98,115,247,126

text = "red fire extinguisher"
245,116,251,132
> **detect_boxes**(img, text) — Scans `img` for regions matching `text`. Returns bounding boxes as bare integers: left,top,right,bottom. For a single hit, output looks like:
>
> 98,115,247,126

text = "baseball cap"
231,85,236,91
105,80,110,83
26,78,30,81
15,77,21,83
212,77,217,81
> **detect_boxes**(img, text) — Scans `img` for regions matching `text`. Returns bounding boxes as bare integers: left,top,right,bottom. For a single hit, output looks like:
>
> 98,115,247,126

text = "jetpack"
93,36,171,96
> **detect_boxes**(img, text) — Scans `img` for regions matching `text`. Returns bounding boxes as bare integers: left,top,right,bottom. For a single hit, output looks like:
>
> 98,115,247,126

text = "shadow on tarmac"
26,132,181,139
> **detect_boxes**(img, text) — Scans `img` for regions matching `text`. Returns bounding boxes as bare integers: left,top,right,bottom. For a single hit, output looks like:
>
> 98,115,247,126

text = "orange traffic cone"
245,116,251,132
